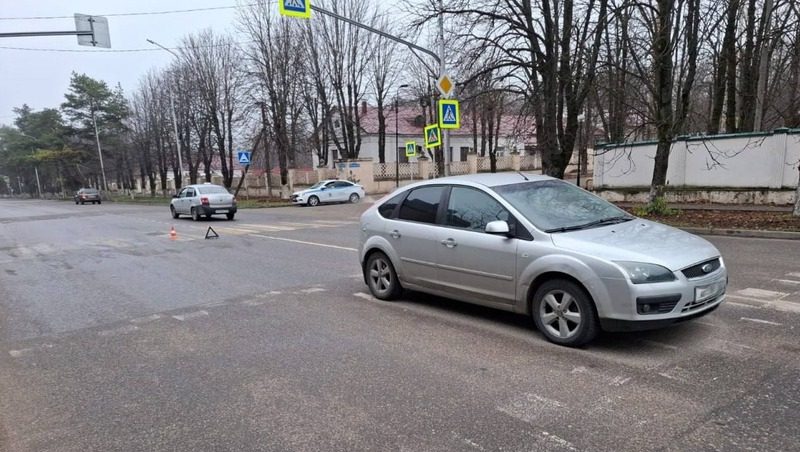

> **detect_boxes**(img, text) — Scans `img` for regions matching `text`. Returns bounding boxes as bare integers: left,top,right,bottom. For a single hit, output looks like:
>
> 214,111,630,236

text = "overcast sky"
0,0,242,126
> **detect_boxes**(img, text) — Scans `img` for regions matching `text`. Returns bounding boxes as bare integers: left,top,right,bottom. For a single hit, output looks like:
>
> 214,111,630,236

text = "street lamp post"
146,38,184,188
395,84,409,188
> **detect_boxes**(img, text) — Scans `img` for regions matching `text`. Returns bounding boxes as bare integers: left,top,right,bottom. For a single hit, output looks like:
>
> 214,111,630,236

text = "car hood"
549,218,720,270
292,188,319,196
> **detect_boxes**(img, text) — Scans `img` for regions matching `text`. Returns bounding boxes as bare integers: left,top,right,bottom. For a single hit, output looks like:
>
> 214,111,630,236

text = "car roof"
423,172,555,188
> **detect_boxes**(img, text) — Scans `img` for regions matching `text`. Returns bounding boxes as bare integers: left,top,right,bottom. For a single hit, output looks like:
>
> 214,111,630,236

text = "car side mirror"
485,220,511,236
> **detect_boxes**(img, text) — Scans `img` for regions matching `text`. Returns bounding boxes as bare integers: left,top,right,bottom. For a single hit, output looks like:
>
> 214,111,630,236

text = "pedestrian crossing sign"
279,0,311,19
424,124,441,149
238,150,251,165
405,141,417,158
438,100,460,129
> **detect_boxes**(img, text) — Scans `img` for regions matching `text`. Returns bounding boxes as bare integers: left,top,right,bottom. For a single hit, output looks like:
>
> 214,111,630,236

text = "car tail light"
200,196,209,206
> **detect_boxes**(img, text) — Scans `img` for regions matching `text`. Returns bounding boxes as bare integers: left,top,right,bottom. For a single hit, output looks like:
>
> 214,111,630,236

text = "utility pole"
395,84,409,187
91,106,108,191
439,0,449,177
146,39,184,186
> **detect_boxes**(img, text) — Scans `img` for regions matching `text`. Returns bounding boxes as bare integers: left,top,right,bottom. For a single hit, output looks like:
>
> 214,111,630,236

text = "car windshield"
493,179,631,232
197,186,229,194
309,181,327,189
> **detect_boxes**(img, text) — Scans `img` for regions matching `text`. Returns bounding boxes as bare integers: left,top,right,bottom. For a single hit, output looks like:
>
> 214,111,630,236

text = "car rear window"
197,186,229,194
397,186,444,224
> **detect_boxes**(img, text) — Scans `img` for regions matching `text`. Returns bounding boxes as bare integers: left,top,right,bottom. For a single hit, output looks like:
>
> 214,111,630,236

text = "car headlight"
615,261,676,284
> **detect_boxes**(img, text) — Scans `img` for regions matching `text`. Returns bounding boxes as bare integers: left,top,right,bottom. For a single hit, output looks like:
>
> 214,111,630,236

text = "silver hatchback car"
359,174,727,347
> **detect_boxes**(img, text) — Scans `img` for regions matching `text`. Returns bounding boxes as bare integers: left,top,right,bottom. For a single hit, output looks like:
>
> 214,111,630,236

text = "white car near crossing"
291,179,365,207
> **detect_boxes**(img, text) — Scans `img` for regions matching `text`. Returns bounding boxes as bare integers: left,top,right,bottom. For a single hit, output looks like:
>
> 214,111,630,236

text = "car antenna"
517,171,529,181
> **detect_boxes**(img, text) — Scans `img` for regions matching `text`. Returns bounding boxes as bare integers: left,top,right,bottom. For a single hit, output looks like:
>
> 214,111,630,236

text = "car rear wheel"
97,200,101,205
308,195,320,207
365,252,401,300
349,193,360,203
532,279,599,347
170,206,179,219
226,212,235,220
191,207,200,221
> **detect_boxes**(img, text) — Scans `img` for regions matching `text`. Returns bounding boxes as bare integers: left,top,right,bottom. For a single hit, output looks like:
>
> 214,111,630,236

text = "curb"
680,226,800,240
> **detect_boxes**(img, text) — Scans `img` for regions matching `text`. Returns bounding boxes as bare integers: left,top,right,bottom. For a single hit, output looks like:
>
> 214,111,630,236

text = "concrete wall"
594,129,800,189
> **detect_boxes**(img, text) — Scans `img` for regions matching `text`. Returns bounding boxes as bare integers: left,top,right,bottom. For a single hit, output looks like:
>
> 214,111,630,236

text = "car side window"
446,187,511,232
325,182,336,189
186,189,195,198
335,181,352,188
397,186,444,224
378,192,406,218
178,189,188,198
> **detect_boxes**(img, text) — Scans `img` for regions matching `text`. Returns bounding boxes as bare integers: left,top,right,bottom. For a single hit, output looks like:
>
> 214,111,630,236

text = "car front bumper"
597,266,728,332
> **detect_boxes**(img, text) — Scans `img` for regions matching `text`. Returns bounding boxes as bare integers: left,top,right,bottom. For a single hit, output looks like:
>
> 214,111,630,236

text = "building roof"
358,105,537,142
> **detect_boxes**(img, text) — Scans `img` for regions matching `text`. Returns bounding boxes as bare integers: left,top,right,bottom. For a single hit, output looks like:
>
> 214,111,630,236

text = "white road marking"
98,325,139,337
252,234,357,251
539,432,578,451
299,287,326,294
740,317,783,326
172,310,209,321
8,348,33,358
725,300,762,309
353,292,376,301
787,272,800,279
241,299,265,306
736,288,788,299
694,320,717,327
775,279,800,285
640,340,679,350
609,376,632,386
497,393,566,424
130,314,162,324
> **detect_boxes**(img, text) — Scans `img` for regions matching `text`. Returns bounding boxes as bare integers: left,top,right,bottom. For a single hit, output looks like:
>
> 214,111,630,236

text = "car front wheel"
531,279,599,347
308,195,320,207
349,193,360,203
226,212,235,220
365,252,401,300
191,207,200,221
170,206,179,219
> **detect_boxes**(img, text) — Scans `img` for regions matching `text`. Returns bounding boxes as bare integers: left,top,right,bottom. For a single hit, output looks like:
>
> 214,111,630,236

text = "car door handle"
390,230,401,239
441,238,457,248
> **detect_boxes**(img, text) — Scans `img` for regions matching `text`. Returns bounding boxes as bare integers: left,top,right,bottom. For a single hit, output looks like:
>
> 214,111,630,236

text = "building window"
399,148,408,163
460,147,470,161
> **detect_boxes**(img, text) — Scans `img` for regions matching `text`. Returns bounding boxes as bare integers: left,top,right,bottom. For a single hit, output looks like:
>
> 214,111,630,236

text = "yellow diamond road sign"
437,74,455,98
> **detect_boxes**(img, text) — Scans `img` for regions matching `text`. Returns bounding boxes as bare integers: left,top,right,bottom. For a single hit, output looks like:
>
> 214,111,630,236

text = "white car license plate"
217,209,228,213
695,280,725,302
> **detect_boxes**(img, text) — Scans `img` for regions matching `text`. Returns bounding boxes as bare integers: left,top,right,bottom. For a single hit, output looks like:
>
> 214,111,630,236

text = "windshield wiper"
545,216,633,233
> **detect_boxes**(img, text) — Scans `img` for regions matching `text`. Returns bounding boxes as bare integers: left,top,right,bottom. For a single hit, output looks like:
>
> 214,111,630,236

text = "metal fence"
373,163,419,181
448,161,470,175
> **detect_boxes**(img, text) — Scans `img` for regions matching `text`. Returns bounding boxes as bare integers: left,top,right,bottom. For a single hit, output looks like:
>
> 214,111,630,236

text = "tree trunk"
649,0,676,201
377,99,386,163
753,0,775,131
724,0,739,133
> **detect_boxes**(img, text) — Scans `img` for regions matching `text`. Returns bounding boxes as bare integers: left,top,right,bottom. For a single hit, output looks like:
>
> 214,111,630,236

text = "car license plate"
695,280,725,302
217,209,228,213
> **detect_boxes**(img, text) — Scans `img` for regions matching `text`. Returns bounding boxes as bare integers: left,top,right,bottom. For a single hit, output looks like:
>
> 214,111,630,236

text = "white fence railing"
521,154,540,170
373,163,419,181
448,161,470,175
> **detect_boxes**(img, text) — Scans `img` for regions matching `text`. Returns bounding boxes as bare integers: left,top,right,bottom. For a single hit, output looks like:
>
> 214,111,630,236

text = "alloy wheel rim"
369,258,392,294
539,290,582,339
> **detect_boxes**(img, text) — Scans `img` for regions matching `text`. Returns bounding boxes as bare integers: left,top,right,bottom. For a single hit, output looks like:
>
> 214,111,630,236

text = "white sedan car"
291,179,365,207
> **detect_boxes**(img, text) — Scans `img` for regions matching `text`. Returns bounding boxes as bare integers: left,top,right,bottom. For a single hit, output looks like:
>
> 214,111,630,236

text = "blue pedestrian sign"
439,100,461,129
238,150,251,165
279,0,312,19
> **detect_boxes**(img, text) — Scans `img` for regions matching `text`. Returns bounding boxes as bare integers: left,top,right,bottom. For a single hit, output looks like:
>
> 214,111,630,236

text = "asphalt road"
0,199,798,452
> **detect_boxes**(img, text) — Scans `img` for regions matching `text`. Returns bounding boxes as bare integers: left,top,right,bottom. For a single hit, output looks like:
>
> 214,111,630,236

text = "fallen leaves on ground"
623,208,800,232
